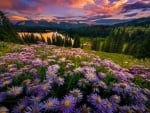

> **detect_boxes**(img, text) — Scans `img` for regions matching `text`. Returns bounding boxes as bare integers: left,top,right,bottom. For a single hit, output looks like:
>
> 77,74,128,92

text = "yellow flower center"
92,83,97,88
72,92,78,97
114,95,119,100
58,77,63,82
126,108,132,113
3,81,9,86
64,100,71,107
42,86,48,91
49,72,54,77
35,97,40,101
47,102,53,107
13,72,18,76
120,83,126,89
1,111,7,113
12,89,20,95
18,105,24,110
81,79,86,83
96,97,102,104
88,73,94,78
82,107,88,113
132,90,137,95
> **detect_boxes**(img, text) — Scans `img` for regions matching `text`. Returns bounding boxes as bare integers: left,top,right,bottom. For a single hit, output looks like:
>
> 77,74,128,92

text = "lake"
18,32,65,41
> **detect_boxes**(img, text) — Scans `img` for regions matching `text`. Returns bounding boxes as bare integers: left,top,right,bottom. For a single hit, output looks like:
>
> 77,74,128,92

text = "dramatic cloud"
0,0,150,23
124,13,138,17
10,15,28,21
123,0,150,12
85,0,128,16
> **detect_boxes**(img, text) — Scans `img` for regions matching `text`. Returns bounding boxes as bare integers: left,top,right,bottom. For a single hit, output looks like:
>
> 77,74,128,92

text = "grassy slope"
0,42,150,90
92,51,150,68
0,42,150,68
0,42,14,56
81,38,150,68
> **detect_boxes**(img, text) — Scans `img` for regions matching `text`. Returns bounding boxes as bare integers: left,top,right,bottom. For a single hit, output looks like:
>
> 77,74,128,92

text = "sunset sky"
0,0,150,23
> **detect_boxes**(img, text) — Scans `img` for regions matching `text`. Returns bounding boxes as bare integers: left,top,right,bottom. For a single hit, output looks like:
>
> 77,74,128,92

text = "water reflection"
18,32,65,40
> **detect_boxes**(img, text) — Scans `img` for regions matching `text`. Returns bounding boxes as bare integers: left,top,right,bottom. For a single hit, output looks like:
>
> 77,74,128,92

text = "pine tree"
73,36,80,48
0,10,22,43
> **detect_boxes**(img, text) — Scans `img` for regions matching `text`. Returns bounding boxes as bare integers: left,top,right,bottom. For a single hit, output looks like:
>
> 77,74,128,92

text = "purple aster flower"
110,95,120,104
78,78,89,87
87,93,103,110
41,97,59,112
0,106,9,113
60,95,76,113
92,83,100,92
0,92,6,102
2,79,12,87
26,85,38,95
120,106,133,113
69,89,83,102
32,58,43,67
30,96,42,103
25,102,42,113
55,76,64,86
12,70,23,78
29,68,38,75
98,72,106,79
47,64,60,72
92,57,101,66
7,67,17,73
85,72,98,82
7,86,23,96
131,105,146,113
88,93,113,112
7,64,16,68
42,60,48,67
143,88,150,95
38,83,51,97
98,80,108,89
112,83,131,94
22,79,31,86
12,97,30,113
46,65,59,80
73,104,91,113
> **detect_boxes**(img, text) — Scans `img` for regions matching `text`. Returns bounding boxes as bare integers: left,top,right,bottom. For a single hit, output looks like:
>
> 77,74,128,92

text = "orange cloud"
102,0,110,5
85,0,128,16
70,0,95,8
10,15,28,21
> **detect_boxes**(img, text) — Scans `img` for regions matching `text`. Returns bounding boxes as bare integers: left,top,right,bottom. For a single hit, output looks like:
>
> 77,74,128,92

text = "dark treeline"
63,25,112,38
14,25,112,38
91,28,150,58
0,11,22,43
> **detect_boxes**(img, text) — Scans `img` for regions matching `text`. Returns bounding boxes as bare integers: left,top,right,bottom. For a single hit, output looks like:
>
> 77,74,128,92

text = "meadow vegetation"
0,10,150,113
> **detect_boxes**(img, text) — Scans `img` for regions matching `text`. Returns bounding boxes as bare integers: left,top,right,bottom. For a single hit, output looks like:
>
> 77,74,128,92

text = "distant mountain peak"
15,17,150,28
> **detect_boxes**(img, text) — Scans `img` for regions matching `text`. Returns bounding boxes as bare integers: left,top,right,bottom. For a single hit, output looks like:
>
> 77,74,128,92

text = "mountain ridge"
15,17,150,29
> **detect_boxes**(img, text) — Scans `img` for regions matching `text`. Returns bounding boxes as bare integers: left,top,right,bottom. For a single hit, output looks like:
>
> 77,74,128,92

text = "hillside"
115,17,150,27
16,20,87,29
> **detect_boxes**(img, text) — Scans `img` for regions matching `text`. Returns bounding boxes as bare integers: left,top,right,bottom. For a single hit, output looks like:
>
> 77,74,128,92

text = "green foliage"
0,10,22,43
73,36,80,48
64,25,112,38
131,76,150,89
100,27,150,59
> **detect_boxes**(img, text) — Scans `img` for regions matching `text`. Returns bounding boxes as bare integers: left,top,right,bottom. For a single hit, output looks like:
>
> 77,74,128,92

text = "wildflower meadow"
0,43,150,113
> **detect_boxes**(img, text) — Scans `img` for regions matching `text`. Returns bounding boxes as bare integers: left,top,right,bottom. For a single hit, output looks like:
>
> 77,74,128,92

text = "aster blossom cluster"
0,43,149,113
